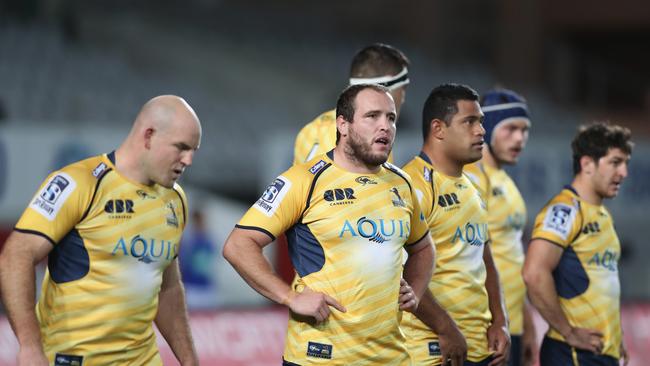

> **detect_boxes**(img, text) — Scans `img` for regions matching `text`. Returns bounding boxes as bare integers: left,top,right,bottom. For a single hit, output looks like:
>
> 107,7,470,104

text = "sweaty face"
592,148,629,199
344,89,397,168
442,100,485,165
147,117,201,188
491,119,530,165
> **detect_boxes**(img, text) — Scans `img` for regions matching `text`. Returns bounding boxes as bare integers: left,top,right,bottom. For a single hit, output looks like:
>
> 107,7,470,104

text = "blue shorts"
465,356,494,366
540,336,618,366
508,335,522,366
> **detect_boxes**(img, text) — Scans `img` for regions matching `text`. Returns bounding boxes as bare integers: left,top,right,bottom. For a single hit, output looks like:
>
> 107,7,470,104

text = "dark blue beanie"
481,89,531,146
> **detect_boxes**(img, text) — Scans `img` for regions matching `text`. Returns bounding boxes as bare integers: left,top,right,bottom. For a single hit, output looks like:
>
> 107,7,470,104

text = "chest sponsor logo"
355,176,377,185
542,203,576,240
339,217,410,244
112,235,177,263
390,187,406,207
451,222,488,246
588,249,618,272
306,341,332,359
324,188,356,205
104,199,135,219
31,173,77,221
255,176,291,217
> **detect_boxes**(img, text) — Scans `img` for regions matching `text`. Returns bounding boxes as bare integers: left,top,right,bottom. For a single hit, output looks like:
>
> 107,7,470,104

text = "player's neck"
571,175,603,206
332,146,382,174
114,145,154,186
482,146,501,170
421,145,463,177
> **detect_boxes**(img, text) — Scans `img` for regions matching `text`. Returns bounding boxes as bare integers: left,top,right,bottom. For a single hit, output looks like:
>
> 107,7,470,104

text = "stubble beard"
345,129,390,167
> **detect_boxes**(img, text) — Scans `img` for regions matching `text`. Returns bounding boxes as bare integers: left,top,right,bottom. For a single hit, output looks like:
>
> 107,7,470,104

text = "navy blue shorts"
465,355,494,366
540,336,618,366
508,334,522,366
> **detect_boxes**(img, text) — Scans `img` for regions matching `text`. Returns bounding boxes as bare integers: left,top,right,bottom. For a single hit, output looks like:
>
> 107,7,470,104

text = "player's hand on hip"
287,287,346,324
487,323,511,366
564,327,604,354
398,278,419,312
18,345,48,366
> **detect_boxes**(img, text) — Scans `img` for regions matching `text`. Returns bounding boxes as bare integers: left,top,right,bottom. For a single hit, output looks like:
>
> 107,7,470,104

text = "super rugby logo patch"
542,203,577,241
31,173,77,221
255,176,291,217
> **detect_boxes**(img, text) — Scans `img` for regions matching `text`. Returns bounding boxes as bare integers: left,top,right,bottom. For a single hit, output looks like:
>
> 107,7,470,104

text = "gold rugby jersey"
465,161,527,335
293,109,393,165
531,186,621,359
401,152,492,365
15,152,187,365
237,150,429,365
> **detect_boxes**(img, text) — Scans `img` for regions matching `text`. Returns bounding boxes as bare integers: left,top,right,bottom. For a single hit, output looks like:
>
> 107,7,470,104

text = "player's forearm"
222,234,292,304
523,300,536,334
484,245,508,327
0,248,43,349
403,243,434,300
415,289,459,335
155,283,198,365
523,269,571,337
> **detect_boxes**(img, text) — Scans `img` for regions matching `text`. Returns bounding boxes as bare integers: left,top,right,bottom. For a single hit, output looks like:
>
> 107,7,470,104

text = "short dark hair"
349,43,410,78
571,122,634,174
421,83,479,139
335,84,391,143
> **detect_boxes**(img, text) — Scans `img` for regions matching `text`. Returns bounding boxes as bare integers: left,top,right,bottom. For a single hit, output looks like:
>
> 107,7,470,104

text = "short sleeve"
237,167,309,240
531,200,581,248
15,169,92,244
406,182,431,246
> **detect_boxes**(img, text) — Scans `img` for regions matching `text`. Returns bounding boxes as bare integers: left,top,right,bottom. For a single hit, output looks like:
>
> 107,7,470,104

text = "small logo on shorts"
428,341,441,356
54,353,84,366
306,341,332,359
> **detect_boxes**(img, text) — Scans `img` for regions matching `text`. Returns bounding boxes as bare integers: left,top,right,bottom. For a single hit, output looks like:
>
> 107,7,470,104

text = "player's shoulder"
383,162,416,188
299,109,336,132
544,186,579,208
51,154,110,187
287,154,333,181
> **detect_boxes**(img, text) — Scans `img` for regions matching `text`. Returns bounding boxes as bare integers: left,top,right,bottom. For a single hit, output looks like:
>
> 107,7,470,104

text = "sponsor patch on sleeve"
254,176,291,217
31,173,77,221
542,203,577,240
308,160,327,174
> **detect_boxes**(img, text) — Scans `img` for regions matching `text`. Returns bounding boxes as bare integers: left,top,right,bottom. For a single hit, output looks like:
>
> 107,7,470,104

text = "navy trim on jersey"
234,225,276,241
384,163,412,192
286,223,326,277
300,162,331,219
553,245,589,299
406,230,430,247
49,229,90,283
79,168,112,222
282,359,302,366
418,151,432,165
13,228,56,246
326,149,334,160
107,150,116,165
172,187,188,227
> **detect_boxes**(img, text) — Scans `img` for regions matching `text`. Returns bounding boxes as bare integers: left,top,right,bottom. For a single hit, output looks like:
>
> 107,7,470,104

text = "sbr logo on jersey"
339,216,410,243
451,222,488,246
306,341,332,359
437,193,460,208
582,221,601,235
104,199,135,219
111,235,177,263
255,176,292,217
324,188,356,205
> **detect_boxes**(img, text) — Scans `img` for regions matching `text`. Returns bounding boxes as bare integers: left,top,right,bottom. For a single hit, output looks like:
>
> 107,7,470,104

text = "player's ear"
580,155,596,175
336,115,349,139
143,127,155,149
430,119,445,140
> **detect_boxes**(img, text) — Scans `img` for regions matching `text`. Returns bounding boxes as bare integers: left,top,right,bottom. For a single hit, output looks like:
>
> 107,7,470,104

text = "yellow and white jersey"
465,161,527,335
401,153,492,364
293,109,393,165
15,152,187,365
531,186,621,359
238,151,429,365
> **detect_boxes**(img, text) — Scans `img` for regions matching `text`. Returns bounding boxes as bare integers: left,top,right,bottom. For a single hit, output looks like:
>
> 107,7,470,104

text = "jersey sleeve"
15,167,94,244
531,196,581,248
406,186,430,246
403,159,434,226
237,167,310,240
464,162,489,201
